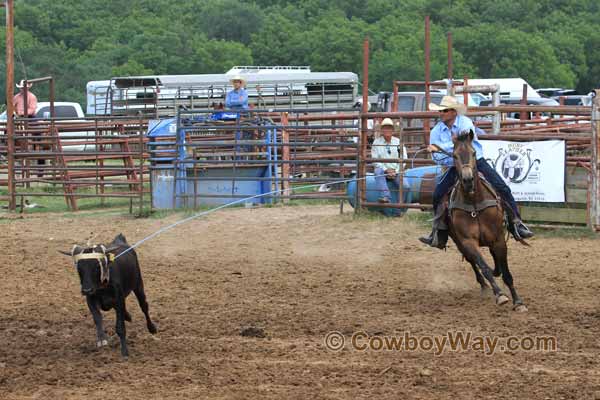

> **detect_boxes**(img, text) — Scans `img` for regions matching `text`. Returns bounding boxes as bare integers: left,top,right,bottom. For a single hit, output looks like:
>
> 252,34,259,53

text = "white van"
467,78,540,99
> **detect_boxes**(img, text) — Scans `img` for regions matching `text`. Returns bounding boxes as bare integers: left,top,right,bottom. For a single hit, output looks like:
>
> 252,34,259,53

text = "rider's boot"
504,203,534,240
419,228,448,249
419,205,448,249
508,218,534,240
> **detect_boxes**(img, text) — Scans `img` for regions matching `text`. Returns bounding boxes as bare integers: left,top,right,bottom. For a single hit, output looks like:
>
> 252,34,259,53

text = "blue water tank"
185,166,272,207
151,166,274,209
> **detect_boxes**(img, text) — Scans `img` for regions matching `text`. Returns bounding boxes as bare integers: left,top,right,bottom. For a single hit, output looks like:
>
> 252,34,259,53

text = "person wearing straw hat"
13,79,38,118
371,117,408,203
419,96,533,248
226,75,248,111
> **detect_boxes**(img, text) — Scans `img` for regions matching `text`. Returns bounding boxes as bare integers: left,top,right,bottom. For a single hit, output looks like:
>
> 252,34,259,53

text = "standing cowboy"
13,80,38,118
371,118,408,203
225,75,249,111
419,96,534,248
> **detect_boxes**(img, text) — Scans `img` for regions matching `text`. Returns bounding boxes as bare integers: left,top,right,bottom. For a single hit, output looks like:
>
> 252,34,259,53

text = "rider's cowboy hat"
381,117,394,127
229,75,247,85
428,95,466,114
16,80,33,89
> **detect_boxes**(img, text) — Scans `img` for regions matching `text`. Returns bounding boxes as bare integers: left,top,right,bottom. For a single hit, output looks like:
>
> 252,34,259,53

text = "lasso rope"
114,159,440,260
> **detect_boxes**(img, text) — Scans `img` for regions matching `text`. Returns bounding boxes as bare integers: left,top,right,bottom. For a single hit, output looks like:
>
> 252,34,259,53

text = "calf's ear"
58,245,84,256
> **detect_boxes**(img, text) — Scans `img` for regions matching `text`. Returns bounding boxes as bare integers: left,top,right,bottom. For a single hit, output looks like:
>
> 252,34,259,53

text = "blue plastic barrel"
151,168,176,209
402,165,444,204
346,165,444,216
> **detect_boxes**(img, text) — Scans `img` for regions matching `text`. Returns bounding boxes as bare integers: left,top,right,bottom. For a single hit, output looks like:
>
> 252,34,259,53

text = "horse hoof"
514,304,528,313
96,339,109,348
496,295,510,306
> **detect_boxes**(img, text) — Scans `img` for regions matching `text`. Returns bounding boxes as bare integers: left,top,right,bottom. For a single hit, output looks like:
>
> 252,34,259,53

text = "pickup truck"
376,90,485,113
1,101,85,120
0,102,96,151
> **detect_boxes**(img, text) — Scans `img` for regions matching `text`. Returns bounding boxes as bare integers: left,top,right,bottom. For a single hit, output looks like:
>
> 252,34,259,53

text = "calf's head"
59,244,116,295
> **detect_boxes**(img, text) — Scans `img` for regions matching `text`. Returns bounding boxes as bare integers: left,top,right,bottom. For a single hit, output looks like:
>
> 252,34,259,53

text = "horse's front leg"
490,241,527,312
450,232,490,298
470,261,491,298
460,240,509,306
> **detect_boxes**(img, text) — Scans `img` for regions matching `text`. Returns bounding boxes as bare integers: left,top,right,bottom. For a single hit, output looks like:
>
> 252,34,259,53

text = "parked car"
536,88,577,98
467,78,540,98
551,95,592,106
0,101,86,120
479,97,560,120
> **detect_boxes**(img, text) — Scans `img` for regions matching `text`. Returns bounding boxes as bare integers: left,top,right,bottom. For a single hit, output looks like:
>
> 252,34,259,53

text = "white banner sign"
480,140,565,202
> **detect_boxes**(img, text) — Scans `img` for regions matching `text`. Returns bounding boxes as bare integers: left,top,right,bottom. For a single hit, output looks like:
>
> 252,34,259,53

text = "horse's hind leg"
490,241,527,312
461,241,509,306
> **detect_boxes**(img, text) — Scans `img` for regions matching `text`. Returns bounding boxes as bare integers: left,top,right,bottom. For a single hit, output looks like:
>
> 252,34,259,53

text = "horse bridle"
431,141,478,196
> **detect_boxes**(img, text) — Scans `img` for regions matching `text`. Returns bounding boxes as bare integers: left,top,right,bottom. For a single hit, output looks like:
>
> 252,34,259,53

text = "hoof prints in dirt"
240,327,267,338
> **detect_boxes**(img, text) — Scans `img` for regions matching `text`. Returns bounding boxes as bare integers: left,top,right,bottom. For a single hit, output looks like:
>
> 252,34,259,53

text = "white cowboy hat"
429,95,466,114
229,75,246,85
16,80,33,89
381,117,394,127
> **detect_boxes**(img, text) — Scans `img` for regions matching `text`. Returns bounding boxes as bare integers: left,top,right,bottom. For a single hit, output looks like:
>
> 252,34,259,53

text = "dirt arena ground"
1,205,599,399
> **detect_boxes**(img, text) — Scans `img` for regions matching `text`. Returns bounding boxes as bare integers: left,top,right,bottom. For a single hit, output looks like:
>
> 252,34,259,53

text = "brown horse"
435,130,527,312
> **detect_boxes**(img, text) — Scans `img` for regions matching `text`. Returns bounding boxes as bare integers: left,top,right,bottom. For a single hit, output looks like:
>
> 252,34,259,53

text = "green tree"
454,25,576,88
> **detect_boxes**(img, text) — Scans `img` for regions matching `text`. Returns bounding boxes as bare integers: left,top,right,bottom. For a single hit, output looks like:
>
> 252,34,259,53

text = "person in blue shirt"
419,96,534,249
225,75,249,111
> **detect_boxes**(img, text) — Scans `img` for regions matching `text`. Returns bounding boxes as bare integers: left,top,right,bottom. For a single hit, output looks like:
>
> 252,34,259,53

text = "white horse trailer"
86,67,358,117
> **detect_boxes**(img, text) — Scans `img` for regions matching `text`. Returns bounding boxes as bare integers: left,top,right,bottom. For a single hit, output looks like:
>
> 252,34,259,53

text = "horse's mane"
456,130,473,143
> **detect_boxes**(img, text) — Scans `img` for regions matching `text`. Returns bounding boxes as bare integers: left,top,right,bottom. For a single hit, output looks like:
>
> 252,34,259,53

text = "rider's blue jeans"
432,158,521,219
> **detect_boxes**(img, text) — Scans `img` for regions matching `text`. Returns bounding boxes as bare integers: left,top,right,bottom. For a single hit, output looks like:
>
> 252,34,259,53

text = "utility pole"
591,90,600,232
5,0,15,211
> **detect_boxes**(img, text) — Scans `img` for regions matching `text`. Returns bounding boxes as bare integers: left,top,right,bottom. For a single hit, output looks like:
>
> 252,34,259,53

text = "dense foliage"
1,0,599,105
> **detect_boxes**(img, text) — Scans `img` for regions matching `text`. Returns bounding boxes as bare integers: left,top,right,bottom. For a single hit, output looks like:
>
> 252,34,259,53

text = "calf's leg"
86,296,108,347
134,279,157,334
114,287,129,358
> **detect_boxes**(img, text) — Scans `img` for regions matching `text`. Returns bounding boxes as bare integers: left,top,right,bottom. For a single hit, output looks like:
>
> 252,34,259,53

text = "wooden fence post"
591,90,600,232
5,0,15,211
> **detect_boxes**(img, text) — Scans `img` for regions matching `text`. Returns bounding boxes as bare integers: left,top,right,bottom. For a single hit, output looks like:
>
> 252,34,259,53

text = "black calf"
60,234,157,358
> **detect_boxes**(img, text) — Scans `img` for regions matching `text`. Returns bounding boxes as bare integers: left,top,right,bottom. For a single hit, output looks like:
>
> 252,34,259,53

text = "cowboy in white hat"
371,117,408,203
419,96,533,248
13,79,38,117
226,74,248,111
